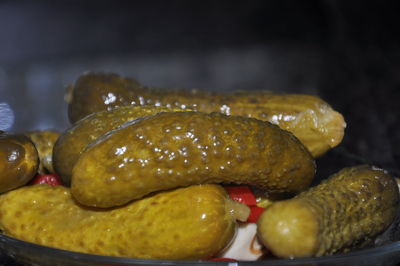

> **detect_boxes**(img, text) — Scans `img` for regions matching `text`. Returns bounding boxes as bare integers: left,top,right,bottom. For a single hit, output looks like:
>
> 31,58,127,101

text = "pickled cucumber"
0,133,39,193
53,106,191,185
0,184,240,259
26,130,60,174
66,72,141,123
67,72,346,157
257,165,400,258
71,111,315,208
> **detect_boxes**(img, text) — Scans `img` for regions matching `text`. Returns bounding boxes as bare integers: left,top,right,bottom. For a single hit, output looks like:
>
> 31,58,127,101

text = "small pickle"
0,184,242,260
25,130,60,174
0,133,39,193
257,165,400,258
53,106,191,185
71,111,315,208
67,72,346,157
66,72,141,123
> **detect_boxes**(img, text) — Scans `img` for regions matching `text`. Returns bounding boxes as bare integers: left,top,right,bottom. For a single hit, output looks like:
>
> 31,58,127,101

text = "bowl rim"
1,233,400,265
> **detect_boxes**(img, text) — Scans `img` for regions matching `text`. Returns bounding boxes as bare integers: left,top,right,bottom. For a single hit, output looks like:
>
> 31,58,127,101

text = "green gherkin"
257,165,400,258
67,72,346,157
0,184,240,259
53,105,190,185
25,130,60,174
71,111,315,208
0,133,39,193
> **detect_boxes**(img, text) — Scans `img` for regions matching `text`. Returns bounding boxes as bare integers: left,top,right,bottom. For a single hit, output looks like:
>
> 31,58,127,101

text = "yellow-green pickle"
0,184,245,259
67,72,346,157
0,133,39,193
25,130,60,174
71,111,316,208
53,106,191,185
257,165,400,258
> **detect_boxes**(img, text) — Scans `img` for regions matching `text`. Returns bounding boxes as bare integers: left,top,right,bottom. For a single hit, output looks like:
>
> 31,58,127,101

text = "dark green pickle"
67,72,346,157
0,132,39,193
67,73,142,123
54,106,190,185
71,111,316,208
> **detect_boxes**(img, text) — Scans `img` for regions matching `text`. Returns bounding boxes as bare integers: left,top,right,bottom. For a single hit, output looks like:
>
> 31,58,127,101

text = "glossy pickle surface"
53,106,191,185
71,111,316,208
0,184,239,260
25,130,60,174
67,72,346,157
0,133,39,193
257,165,400,258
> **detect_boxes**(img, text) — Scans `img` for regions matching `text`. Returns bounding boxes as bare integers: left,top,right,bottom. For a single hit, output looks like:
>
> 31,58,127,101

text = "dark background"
0,1,399,264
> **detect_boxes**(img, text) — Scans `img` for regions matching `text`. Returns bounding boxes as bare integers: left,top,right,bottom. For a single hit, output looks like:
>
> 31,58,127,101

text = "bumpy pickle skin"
25,130,60,174
0,133,39,193
53,106,191,186
67,72,345,157
0,184,239,260
256,165,400,258
71,111,315,208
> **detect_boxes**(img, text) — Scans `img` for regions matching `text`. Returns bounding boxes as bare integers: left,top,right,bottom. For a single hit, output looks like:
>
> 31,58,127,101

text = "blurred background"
0,0,399,180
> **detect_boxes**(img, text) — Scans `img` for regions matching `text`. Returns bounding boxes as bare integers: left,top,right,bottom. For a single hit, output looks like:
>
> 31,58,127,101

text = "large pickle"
71,111,315,208
67,72,346,157
0,184,241,259
25,130,60,174
257,165,400,258
53,106,191,185
0,133,39,193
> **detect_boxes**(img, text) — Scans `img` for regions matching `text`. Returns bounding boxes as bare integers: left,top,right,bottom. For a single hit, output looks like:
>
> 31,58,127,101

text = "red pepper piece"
247,206,265,223
30,174,62,186
225,185,257,206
